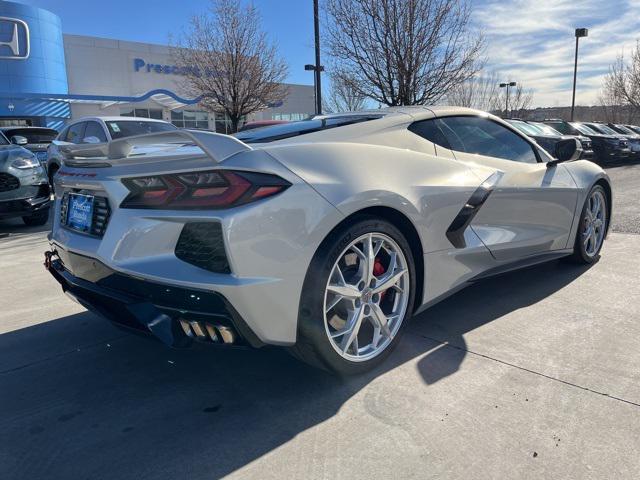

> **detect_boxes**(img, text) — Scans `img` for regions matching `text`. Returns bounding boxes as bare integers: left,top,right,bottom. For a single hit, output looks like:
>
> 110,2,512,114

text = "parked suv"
0,127,58,169
584,122,640,157
47,117,177,187
604,123,640,155
506,119,594,160
0,130,51,226
543,119,630,163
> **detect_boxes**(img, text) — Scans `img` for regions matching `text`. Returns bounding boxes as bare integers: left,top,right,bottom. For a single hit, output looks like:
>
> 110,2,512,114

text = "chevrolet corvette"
45,107,611,374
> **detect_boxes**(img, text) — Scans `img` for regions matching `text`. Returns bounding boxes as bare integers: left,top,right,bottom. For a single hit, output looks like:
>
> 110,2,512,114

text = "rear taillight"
120,170,290,209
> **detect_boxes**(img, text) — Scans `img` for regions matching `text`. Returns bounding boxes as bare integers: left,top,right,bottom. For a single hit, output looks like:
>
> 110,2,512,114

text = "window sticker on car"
109,123,121,133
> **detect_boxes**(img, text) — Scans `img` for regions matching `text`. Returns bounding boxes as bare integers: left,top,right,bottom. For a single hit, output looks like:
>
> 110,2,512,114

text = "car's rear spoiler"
56,130,252,164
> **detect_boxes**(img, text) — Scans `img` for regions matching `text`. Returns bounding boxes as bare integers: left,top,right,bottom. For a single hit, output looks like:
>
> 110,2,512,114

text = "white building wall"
62,34,315,130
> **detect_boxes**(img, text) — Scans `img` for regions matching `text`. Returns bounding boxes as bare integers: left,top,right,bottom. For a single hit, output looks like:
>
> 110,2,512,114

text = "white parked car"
46,116,177,187
45,107,611,374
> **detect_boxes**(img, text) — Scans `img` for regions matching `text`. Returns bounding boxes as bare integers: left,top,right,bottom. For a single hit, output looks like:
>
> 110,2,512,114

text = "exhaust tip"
178,319,236,344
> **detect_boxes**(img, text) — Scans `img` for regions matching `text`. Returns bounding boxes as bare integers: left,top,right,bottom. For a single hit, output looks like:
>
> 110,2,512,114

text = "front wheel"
291,217,416,375
570,185,608,264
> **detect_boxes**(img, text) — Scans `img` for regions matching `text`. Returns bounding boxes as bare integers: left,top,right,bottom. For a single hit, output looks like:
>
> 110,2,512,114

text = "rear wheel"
570,185,607,264
291,217,416,375
22,207,50,227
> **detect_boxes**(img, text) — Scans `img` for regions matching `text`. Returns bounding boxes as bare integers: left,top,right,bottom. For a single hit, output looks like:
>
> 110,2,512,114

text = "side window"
57,126,69,141
66,123,86,144
408,119,451,149
437,116,538,164
551,123,569,135
83,121,108,143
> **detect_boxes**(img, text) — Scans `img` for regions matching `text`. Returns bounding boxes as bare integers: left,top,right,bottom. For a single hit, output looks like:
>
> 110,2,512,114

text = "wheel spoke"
325,294,343,313
339,306,365,354
370,303,392,338
327,264,361,299
327,283,360,298
373,267,407,294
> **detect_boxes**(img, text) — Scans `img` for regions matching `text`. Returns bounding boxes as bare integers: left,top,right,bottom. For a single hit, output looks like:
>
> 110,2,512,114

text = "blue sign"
133,58,222,78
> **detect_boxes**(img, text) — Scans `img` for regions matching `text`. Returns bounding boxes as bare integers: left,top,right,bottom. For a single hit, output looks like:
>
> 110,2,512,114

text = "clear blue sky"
15,0,318,86
14,0,640,106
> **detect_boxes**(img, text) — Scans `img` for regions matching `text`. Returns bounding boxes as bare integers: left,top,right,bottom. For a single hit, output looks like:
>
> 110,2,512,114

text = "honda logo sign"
0,17,30,60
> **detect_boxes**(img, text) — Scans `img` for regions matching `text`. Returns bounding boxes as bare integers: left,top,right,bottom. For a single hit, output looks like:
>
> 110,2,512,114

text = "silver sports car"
45,107,611,374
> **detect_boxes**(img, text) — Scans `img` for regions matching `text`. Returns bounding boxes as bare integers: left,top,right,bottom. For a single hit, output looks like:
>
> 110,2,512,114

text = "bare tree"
324,0,484,106
324,72,368,112
172,0,288,133
446,70,501,111
502,84,534,119
600,42,640,123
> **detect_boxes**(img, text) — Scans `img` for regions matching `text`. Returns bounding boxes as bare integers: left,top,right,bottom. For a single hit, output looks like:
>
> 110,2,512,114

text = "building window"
272,113,308,121
171,110,209,130
120,108,163,120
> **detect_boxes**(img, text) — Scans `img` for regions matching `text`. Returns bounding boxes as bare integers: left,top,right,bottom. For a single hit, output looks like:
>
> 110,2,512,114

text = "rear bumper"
0,185,50,218
45,248,264,349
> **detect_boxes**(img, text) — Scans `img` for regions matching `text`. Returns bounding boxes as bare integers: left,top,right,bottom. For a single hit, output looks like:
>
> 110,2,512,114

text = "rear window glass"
2,128,58,143
106,121,177,140
233,115,383,144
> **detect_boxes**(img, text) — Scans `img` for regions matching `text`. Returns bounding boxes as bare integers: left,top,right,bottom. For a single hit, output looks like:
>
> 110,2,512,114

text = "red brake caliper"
373,259,387,302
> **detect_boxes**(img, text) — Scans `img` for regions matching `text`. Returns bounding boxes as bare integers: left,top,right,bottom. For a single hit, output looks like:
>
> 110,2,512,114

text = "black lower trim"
468,249,574,281
46,248,264,349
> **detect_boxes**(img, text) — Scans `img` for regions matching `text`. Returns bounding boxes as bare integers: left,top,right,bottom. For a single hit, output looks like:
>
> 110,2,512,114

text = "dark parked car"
604,123,640,156
623,124,640,135
584,122,640,157
543,119,630,163
0,130,51,226
506,119,594,160
0,127,58,169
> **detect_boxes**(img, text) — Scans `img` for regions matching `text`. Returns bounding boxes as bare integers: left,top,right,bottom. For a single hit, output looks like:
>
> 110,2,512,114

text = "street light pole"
499,81,517,118
313,0,322,115
571,28,588,121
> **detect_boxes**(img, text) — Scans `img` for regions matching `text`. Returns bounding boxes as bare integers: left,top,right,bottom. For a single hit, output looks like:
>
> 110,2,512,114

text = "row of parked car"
506,119,640,163
1,113,639,228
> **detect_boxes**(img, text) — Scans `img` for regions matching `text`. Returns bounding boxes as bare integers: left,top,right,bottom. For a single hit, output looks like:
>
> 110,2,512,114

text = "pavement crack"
414,333,640,408
0,335,127,375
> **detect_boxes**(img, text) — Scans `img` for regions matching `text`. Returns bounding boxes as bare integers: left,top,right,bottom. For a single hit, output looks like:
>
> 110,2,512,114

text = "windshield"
234,115,383,144
0,131,8,145
530,122,563,136
586,123,618,135
612,124,634,135
507,120,542,136
570,122,599,135
105,120,177,140
2,128,57,144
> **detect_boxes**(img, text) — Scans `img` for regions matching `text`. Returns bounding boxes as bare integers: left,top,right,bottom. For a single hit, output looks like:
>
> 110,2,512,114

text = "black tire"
569,184,607,264
290,216,416,375
22,207,50,227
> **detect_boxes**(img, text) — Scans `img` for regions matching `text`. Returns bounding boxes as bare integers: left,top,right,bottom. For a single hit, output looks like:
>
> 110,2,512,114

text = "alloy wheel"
582,189,607,257
323,232,410,362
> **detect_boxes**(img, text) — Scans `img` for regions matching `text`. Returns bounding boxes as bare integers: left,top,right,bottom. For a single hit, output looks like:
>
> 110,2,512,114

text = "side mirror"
82,136,102,144
548,138,582,167
11,135,28,146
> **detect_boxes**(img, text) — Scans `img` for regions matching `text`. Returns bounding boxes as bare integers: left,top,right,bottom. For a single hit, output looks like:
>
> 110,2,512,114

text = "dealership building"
0,0,315,131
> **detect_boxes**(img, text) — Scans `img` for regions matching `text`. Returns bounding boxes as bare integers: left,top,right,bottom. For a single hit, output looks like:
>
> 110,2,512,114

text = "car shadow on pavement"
0,260,591,480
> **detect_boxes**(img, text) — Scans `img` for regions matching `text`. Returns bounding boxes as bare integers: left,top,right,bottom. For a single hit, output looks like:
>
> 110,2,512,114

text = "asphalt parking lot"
1,161,639,479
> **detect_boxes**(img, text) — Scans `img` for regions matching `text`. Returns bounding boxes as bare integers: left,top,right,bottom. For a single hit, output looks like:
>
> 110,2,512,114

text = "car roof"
0,126,57,131
66,116,171,124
